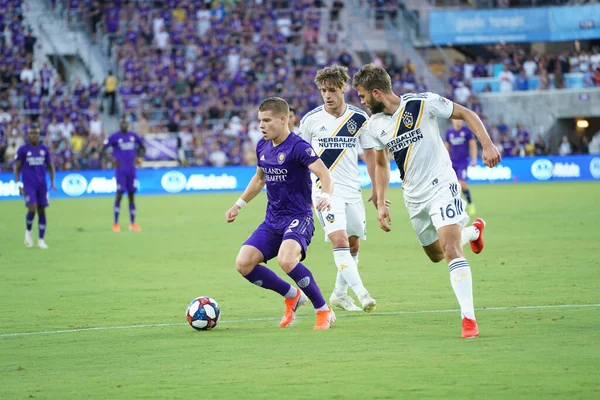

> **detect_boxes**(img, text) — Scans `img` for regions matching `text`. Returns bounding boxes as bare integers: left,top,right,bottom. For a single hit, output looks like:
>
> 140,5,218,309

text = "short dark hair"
258,97,290,117
352,63,393,93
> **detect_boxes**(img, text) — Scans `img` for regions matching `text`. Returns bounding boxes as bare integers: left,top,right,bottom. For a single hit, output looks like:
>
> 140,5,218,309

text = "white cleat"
329,293,363,312
358,292,377,313
25,231,33,248
38,240,49,249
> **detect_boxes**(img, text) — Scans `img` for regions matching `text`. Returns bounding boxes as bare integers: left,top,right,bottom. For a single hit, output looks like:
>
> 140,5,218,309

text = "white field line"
1,303,598,338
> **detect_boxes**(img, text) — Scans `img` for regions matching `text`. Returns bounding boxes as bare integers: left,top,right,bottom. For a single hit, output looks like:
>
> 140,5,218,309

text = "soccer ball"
186,297,220,330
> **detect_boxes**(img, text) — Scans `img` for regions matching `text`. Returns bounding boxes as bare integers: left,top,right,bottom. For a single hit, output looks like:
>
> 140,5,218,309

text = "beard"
368,98,385,114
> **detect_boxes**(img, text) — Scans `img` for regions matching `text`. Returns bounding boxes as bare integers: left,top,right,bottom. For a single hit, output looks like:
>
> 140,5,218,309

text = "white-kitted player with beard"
299,64,384,312
352,63,501,338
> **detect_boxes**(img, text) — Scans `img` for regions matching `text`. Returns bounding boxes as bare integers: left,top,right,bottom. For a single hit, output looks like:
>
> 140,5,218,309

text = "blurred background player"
353,64,501,339
299,64,381,312
445,119,477,216
225,97,336,330
288,107,300,133
13,125,56,249
102,117,146,232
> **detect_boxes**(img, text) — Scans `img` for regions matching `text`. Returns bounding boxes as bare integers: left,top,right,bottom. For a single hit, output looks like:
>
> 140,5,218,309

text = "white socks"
332,248,367,298
448,257,475,320
461,226,479,247
284,286,298,299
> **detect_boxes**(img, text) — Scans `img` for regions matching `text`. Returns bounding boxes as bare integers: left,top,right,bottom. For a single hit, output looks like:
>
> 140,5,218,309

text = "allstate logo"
61,173,88,196
531,159,553,181
590,157,600,179
161,171,187,193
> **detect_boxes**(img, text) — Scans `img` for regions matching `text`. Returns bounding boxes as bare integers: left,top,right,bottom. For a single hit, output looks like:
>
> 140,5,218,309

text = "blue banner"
550,5,600,42
1,156,599,200
429,5,600,45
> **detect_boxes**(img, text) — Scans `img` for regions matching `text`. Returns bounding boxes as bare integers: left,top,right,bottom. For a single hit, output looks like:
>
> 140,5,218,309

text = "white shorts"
314,195,366,241
404,182,470,246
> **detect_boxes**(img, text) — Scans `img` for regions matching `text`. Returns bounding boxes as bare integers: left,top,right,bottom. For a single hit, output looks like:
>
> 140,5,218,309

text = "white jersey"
299,104,376,202
366,92,457,203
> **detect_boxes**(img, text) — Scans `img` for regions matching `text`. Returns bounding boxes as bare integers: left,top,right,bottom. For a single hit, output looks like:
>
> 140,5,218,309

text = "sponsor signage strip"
429,5,600,45
0,156,599,200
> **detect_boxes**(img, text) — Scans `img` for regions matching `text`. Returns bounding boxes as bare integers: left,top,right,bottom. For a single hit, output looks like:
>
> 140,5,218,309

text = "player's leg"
454,165,475,216
327,230,365,311
36,188,50,249
279,217,334,330
24,195,36,248
113,191,123,232
239,223,301,328
37,206,48,249
344,200,376,312
127,171,141,231
316,197,365,311
431,189,479,338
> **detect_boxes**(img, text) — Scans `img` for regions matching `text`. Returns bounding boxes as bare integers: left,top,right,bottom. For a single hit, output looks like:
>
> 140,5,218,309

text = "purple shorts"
244,216,315,263
116,169,136,193
24,185,49,207
452,164,468,181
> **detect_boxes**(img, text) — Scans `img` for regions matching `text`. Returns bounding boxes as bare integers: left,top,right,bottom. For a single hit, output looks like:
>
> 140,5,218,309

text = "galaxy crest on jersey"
299,104,375,201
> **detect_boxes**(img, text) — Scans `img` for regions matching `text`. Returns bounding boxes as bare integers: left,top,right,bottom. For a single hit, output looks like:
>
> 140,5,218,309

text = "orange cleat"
280,289,308,328
461,317,479,339
470,218,486,254
129,223,142,232
313,307,336,330
112,223,121,232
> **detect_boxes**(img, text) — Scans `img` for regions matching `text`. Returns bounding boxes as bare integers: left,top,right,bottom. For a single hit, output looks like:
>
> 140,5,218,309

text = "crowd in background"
1,0,598,173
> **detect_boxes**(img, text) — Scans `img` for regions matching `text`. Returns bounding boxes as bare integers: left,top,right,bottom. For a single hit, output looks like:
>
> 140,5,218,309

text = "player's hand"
19,187,24,196
315,193,331,212
113,159,121,168
470,159,477,167
482,144,501,168
225,205,240,223
135,157,143,167
377,206,392,232
367,194,391,210
50,183,57,192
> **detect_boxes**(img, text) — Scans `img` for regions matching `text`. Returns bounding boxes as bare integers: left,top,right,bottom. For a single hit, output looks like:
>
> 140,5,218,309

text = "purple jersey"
256,133,319,230
103,131,144,170
16,143,51,187
445,127,473,165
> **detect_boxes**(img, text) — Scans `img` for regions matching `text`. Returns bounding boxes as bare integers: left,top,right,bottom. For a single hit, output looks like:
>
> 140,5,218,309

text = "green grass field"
1,182,599,399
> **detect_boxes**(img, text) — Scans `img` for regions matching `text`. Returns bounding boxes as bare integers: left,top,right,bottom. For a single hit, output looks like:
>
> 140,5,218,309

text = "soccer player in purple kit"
13,125,56,249
102,117,145,232
225,97,336,330
445,119,477,216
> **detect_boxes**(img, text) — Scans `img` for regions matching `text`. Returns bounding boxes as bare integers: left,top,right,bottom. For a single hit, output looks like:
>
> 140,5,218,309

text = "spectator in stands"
559,135,572,156
534,135,548,156
498,64,515,92
539,68,550,90
594,68,600,86
453,81,471,105
584,65,595,87
515,69,528,91
580,135,589,155
103,70,118,116
554,61,565,89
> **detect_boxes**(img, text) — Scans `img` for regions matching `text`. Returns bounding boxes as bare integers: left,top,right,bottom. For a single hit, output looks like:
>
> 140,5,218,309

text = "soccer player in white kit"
352,64,501,338
299,65,381,312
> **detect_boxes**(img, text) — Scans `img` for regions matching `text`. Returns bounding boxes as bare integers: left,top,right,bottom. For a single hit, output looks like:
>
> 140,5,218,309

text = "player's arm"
225,167,266,223
374,149,391,232
469,138,477,167
101,139,120,167
308,158,332,212
363,147,390,208
13,159,24,196
45,157,56,191
450,103,501,168
135,134,146,166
